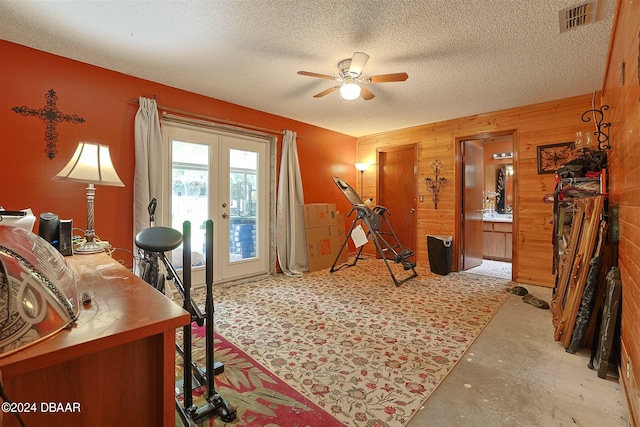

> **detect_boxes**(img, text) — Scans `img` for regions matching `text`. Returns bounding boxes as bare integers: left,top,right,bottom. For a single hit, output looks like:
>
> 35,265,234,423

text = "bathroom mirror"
485,164,513,213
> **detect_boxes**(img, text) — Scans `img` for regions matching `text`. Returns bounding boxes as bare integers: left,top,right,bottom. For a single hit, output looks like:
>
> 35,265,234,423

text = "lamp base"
74,240,105,255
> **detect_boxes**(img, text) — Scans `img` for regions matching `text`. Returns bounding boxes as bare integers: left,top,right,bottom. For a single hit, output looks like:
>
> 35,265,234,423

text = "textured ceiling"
0,0,616,137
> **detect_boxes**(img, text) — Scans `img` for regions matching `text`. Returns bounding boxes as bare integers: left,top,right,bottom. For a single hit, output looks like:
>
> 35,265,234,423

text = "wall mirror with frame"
484,163,514,213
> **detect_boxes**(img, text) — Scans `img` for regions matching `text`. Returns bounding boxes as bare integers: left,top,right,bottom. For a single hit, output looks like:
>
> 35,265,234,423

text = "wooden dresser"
0,253,189,427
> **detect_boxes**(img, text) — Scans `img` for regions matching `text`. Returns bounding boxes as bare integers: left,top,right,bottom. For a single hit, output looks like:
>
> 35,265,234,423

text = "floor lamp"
355,163,370,199
53,142,124,254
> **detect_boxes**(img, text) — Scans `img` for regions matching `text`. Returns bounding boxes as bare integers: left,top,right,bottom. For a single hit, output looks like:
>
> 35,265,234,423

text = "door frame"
454,130,518,277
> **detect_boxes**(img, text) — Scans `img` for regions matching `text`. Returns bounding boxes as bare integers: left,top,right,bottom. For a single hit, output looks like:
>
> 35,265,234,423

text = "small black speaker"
58,219,73,256
38,212,59,245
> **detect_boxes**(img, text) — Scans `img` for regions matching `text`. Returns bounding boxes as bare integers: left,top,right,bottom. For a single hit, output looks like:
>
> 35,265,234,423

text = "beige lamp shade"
54,142,124,187
52,142,124,254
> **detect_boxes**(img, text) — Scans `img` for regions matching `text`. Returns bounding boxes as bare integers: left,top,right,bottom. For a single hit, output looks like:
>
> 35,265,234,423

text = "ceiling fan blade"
349,52,370,76
360,86,375,101
298,71,336,80
367,72,409,83
313,86,339,98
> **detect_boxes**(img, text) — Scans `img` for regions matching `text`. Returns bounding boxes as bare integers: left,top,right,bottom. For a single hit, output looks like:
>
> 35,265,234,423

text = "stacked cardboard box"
303,203,346,272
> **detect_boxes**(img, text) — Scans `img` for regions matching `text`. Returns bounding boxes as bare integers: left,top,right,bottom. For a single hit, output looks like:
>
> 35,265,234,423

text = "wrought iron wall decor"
424,159,448,209
12,89,85,159
581,104,610,151
537,142,574,174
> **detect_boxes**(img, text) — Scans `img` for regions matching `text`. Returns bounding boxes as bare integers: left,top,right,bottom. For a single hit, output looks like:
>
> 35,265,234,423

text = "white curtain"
276,130,307,276
133,97,163,246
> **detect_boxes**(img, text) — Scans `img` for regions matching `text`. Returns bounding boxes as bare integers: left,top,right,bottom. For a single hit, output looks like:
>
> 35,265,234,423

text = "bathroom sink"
483,213,513,222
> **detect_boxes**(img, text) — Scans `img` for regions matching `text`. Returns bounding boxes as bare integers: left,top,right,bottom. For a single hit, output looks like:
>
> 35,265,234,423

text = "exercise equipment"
135,219,236,425
137,198,165,293
330,176,418,286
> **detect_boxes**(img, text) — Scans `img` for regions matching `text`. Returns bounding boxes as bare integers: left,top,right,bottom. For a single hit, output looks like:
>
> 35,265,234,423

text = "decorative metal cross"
12,89,85,159
424,159,449,209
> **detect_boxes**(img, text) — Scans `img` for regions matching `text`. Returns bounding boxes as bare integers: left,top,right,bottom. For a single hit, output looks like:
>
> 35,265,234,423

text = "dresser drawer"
493,222,513,233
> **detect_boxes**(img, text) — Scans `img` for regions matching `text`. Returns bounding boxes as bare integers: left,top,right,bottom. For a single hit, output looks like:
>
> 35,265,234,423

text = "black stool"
135,226,204,324
135,226,182,253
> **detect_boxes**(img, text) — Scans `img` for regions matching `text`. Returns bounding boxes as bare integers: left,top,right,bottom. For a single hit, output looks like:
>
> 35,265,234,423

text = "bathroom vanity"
483,214,513,261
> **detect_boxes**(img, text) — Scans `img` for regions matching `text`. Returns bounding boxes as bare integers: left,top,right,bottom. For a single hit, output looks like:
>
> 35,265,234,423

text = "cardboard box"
305,224,340,272
303,204,346,271
303,204,337,228
335,212,348,264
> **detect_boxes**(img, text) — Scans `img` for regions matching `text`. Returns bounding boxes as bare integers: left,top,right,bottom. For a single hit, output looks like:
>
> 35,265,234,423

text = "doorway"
161,119,274,285
376,144,418,260
458,133,515,280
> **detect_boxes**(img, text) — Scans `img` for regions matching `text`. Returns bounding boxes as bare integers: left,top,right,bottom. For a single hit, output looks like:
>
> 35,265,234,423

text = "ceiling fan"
297,52,408,101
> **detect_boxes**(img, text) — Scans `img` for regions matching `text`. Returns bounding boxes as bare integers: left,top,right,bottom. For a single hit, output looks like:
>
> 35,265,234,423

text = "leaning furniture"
135,219,236,426
330,176,418,286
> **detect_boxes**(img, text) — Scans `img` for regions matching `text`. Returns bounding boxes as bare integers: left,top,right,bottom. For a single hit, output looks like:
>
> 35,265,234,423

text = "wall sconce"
53,142,124,254
424,159,448,209
355,163,370,198
581,105,610,151
492,152,513,160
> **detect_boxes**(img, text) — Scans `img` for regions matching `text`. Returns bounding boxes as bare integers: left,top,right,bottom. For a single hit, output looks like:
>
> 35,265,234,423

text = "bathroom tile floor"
465,259,512,280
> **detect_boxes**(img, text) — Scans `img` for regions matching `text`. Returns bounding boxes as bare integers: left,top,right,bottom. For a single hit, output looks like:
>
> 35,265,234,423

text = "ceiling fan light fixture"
298,52,407,101
339,82,361,100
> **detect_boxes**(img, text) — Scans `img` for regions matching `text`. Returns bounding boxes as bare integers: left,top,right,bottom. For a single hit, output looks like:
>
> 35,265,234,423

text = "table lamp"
53,142,124,254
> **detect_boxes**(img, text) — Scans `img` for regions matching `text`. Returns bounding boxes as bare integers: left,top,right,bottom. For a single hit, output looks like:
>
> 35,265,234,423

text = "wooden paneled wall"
358,94,595,287
602,2,640,425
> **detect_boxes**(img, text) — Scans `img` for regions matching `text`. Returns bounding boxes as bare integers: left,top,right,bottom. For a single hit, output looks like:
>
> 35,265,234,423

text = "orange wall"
0,41,356,266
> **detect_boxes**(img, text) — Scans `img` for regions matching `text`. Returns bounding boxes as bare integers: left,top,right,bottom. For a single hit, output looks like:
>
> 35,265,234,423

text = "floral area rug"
186,259,510,427
176,326,345,426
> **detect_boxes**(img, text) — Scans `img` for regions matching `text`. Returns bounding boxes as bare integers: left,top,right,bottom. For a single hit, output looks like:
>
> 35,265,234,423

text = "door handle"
409,208,415,214
221,212,229,219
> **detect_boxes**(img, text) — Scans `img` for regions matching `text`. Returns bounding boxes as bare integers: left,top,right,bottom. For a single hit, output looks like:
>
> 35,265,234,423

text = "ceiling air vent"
559,1,598,33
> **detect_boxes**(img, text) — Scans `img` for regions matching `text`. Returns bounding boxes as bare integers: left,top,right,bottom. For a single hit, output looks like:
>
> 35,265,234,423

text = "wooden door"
377,144,417,259
462,141,484,269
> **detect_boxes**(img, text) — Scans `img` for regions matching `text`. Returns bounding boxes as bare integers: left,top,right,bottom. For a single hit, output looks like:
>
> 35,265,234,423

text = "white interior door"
162,121,271,284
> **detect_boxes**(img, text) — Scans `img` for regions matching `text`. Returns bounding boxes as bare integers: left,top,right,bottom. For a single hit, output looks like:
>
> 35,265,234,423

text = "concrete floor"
407,283,629,427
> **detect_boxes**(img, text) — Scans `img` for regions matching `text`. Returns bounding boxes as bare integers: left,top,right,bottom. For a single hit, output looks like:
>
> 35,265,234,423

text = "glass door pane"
171,140,209,267
229,149,258,262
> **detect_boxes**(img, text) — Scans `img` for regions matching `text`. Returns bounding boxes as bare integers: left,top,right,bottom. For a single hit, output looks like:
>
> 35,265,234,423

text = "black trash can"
426,235,452,275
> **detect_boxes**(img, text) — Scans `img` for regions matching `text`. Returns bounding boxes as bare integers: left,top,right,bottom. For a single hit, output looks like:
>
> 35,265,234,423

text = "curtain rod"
129,98,286,137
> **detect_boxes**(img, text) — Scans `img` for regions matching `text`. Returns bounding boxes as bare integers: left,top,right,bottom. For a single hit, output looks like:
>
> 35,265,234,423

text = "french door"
162,120,272,284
